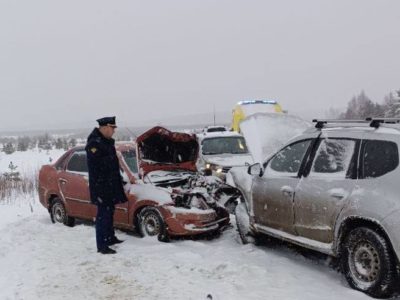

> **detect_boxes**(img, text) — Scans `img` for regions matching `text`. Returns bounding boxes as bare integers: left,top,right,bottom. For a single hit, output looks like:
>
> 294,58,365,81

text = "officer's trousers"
95,204,115,251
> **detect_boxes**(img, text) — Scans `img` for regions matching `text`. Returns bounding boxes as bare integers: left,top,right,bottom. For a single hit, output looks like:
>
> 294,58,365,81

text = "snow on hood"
240,113,311,163
143,170,195,185
203,153,254,167
121,169,173,204
136,126,199,177
127,182,173,205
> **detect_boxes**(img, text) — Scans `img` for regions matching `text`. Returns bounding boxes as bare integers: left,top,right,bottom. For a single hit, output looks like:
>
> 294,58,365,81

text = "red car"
38,129,230,241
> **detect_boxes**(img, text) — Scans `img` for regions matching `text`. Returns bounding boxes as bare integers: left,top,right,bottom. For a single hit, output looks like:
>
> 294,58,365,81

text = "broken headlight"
205,163,223,174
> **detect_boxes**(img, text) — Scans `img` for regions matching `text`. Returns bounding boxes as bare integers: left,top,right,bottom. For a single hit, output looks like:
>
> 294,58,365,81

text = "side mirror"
247,163,263,176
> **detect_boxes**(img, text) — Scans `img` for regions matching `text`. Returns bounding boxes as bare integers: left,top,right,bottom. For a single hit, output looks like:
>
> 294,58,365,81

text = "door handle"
59,178,68,185
280,186,294,197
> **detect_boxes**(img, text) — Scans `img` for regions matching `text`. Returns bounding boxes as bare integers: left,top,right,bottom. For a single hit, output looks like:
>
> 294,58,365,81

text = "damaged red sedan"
38,128,231,241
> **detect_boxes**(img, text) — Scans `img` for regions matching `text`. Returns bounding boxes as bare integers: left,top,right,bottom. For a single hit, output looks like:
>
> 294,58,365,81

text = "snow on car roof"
320,126,400,135
196,131,244,141
203,125,228,132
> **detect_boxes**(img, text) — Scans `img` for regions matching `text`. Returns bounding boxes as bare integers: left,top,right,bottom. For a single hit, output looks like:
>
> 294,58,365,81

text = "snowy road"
0,201,379,300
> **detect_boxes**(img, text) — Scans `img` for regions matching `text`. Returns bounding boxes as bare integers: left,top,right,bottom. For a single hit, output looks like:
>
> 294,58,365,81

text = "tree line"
337,89,400,120
1,133,134,155
1,134,78,155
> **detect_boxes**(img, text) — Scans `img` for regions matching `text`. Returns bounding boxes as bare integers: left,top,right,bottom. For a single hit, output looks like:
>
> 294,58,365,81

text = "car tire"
225,200,238,214
137,207,169,242
235,201,258,245
51,198,75,227
341,227,397,298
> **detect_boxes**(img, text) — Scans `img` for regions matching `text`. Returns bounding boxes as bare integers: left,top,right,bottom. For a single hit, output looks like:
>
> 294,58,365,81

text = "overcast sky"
1,0,400,131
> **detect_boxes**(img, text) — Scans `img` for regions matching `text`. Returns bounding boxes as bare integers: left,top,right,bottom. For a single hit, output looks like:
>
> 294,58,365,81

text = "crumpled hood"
203,153,254,167
136,126,199,177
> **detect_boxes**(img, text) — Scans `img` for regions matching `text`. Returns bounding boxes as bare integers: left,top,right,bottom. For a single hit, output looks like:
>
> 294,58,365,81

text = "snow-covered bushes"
0,174,38,204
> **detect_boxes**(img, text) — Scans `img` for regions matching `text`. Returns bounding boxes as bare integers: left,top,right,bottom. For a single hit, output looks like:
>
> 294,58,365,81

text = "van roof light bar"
238,100,277,105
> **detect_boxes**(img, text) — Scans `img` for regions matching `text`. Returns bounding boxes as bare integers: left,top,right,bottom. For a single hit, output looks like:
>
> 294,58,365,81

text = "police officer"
85,116,128,254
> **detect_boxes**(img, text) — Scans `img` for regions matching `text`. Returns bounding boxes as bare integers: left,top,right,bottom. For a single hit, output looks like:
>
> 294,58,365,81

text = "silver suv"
234,118,400,298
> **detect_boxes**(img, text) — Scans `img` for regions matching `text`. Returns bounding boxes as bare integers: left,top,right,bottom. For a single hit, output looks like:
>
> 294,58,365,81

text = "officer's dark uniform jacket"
85,128,128,206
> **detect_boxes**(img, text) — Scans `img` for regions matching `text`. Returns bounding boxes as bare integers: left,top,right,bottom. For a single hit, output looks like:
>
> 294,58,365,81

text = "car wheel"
225,200,238,214
51,198,75,227
137,207,169,242
342,227,397,298
235,201,258,245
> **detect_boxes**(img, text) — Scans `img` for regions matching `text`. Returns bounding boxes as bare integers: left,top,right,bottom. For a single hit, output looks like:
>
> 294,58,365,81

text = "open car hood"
136,126,199,177
239,113,311,163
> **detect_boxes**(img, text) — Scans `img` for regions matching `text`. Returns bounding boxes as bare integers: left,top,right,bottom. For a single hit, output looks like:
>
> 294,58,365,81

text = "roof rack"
312,119,367,129
312,118,400,129
366,118,400,128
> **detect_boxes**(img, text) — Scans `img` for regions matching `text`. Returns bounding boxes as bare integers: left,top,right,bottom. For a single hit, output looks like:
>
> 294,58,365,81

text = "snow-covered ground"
0,197,375,300
0,148,65,178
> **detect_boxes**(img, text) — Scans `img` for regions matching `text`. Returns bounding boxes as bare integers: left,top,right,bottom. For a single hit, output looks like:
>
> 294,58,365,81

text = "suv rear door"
294,135,360,243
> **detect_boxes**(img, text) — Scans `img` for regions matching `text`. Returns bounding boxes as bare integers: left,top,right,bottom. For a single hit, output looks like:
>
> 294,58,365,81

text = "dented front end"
161,192,230,235
135,125,241,206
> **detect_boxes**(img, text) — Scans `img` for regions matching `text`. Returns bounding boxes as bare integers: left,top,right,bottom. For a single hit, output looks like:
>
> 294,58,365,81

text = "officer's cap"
96,116,117,127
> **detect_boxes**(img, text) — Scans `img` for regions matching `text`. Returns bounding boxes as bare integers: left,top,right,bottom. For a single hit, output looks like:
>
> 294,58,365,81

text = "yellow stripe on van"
274,103,283,113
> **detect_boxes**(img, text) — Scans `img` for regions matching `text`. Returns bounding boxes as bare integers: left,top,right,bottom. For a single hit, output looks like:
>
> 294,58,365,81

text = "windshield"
202,137,249,155
122,149,138,173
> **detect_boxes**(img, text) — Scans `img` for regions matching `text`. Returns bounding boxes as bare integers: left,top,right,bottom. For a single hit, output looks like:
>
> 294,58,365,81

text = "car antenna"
125,127,137,139
119,121,138,140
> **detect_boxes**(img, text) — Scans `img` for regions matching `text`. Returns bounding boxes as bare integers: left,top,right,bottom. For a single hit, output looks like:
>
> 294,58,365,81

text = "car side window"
66,151,88,173
362,140,399,178
121,149,138,173
309,139,356,179
265,140,311,176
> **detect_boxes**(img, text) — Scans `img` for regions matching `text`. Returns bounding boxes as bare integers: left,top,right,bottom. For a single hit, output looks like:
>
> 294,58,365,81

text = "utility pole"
213,105,216,126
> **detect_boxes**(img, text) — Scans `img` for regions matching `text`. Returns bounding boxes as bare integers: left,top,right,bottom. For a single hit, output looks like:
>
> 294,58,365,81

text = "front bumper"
162,206,230,236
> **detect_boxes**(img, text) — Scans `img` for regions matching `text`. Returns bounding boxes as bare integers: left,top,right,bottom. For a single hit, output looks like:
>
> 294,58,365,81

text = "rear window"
66,151,88,173
362,140,399,178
